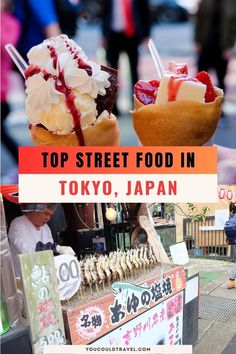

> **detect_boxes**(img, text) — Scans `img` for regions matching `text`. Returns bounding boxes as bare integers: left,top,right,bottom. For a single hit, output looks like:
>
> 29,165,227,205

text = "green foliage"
152,204,158,217
151,203,211,222
172,203,211,222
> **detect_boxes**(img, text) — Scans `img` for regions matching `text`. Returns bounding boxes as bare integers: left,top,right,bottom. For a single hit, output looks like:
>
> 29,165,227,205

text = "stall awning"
0,185,19,204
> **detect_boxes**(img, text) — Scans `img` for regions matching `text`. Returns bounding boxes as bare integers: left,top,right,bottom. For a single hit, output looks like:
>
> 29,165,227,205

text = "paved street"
189,258,236,354
1,21,236,182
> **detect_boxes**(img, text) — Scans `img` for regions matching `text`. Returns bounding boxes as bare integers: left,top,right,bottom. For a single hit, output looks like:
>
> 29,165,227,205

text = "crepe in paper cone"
132,87,223,146
30,113,120,146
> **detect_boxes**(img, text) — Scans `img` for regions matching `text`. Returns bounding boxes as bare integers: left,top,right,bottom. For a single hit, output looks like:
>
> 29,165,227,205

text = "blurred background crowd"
1,0,236,183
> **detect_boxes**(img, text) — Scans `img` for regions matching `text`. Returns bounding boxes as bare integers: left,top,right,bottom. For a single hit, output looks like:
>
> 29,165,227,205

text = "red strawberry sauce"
168,75,198,102
134,80,159,105
135,72,216,105
25,44,94,146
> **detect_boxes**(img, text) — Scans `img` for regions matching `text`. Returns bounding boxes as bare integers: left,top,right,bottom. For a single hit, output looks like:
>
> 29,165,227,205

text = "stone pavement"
189,258,236,354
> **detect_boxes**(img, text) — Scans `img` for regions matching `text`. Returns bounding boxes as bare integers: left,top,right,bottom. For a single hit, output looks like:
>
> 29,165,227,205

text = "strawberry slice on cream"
132,61,223,146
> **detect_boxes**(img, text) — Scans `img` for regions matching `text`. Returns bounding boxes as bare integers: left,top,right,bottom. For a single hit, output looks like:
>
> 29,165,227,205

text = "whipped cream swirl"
25,35,111,134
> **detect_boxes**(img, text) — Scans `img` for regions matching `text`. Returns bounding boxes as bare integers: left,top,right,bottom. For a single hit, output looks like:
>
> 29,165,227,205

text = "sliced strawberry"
168,61,188,75
134,80,159,105
195,71,217,103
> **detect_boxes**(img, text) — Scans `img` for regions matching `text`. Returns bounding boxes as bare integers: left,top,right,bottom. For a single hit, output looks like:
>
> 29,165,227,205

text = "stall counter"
62,263,186,345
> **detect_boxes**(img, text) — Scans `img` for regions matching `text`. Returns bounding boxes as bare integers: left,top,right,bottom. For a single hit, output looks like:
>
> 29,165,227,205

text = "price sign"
19,250,65,354
54,255,82,301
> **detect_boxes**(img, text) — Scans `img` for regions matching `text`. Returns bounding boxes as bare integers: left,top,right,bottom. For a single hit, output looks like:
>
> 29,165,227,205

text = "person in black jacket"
100,0,150,113
195,0,236,95
226,201,236,289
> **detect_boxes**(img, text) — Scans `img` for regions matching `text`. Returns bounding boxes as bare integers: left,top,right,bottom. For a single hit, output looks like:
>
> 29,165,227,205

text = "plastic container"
0,297,10,335
192,247,202,256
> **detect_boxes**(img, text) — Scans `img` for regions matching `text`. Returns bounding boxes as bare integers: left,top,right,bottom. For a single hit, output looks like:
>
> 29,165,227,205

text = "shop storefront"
0,188,199,353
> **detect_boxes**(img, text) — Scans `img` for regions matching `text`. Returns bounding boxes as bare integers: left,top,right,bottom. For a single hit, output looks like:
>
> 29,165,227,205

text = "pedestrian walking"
55,0,81,38
195,0,236,97
227,263,236,289
1,0,21,163
13,0,62,62
100,0,151,114
225,202,236,289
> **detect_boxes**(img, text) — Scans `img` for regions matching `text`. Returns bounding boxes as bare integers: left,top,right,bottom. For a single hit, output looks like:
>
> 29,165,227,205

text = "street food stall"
62,260,186,346
0,186,199,353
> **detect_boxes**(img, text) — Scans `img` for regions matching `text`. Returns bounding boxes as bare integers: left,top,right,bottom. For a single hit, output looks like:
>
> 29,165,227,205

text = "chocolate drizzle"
95,66,119,116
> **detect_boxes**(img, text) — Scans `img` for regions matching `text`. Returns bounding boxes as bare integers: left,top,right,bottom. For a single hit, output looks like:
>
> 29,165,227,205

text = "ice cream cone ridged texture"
25,35,119,146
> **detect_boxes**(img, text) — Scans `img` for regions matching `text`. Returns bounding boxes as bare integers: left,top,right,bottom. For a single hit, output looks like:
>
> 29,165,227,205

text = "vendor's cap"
20,203,57,212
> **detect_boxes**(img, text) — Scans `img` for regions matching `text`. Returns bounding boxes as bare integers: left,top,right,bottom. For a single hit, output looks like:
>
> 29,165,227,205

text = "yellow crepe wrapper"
30,113,120,146
132,87,223,146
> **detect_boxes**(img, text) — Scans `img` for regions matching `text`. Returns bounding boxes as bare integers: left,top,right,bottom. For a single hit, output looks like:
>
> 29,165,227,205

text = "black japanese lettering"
109,300,126,324
162,277,172,296
91,315,102,328
80,314,90,328
151,282,163,302
141,290,151,307
127,293,139,314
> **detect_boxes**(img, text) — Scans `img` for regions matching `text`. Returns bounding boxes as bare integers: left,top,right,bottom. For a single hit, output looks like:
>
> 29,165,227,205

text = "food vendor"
8,203,74,277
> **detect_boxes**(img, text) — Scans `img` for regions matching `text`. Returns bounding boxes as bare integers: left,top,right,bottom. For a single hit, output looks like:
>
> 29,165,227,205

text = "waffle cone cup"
132,87,223,146
30,113,120,146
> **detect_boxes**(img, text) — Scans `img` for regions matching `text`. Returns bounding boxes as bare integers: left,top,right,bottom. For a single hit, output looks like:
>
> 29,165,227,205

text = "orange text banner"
19,146,217,175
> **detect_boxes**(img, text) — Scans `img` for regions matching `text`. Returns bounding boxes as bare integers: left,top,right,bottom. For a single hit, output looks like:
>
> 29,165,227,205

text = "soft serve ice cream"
132,62,223,146
24,35,119,146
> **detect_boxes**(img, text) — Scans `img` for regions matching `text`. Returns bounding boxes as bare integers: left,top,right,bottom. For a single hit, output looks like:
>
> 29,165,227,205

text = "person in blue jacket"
225,202,236,289
13,0,61,62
